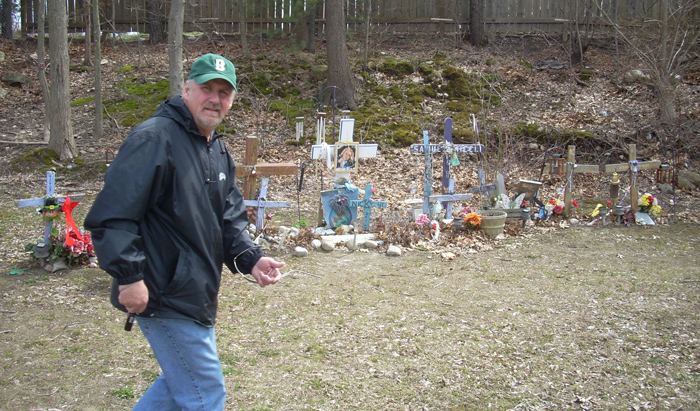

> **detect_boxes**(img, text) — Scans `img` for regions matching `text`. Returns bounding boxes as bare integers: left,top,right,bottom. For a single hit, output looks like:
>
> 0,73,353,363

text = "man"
85,53,283,410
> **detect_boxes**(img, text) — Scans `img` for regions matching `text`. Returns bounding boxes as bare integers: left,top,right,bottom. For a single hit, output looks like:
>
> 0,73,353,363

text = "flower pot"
478,210,507,238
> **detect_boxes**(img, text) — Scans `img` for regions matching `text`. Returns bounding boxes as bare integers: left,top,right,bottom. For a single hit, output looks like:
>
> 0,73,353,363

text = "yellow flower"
590,204,602,218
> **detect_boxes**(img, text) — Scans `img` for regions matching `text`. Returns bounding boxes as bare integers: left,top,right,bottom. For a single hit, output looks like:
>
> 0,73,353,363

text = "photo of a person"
335,144,358,171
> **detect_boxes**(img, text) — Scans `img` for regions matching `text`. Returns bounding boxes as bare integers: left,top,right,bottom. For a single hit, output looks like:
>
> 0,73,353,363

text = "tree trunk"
147,0,166,44
293,0,308,49
93,0,103,138
307,1,316,54
325,0,358,110
469,0,484,47
657,75,678,123
168,0,185,97
84,3,92,66
237,0,250,57
35,0,50,142
1,0,12,39
362,0,370,68
47,0,74,161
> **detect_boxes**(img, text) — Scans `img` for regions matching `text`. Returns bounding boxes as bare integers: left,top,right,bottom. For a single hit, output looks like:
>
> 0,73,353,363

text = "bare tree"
147,0,166,44
1,0,12,39
34,0,50,142
236,0,250,57
469,0,484,47
168,0,185,97
599,0,700,123
93,0,103,139
47,0,74,161
325,0,358,110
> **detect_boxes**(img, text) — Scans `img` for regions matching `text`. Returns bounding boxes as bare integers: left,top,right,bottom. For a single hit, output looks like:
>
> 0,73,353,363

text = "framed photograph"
334,142,359,172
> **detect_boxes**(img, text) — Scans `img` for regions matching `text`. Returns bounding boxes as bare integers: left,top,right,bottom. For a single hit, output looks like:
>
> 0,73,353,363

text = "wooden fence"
19,0,663,36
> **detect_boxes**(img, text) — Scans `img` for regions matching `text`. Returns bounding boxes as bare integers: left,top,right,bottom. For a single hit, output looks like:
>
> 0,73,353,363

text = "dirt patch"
1,223,699,410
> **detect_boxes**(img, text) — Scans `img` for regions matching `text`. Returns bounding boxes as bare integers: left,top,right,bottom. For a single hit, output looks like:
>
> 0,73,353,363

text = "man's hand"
250,257,284,287
118,280,149,314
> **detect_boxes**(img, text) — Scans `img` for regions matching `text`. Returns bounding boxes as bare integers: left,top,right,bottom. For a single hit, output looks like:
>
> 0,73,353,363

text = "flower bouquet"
639,193,662,219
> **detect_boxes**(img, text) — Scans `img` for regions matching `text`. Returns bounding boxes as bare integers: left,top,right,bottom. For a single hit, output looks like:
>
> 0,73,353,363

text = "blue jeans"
132,317,226,411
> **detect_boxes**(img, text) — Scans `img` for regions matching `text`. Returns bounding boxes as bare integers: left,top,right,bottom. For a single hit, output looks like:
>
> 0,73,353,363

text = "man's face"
183,78,235,136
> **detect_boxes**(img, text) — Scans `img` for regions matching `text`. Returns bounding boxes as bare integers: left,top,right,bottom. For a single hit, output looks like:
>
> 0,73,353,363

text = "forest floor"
0,34,699,410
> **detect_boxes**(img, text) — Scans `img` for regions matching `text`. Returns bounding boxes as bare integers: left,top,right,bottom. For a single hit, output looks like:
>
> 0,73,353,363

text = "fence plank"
20,0,663,36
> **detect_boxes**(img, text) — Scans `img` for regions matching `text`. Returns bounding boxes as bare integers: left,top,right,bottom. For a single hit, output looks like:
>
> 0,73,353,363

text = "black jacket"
85,95,262,327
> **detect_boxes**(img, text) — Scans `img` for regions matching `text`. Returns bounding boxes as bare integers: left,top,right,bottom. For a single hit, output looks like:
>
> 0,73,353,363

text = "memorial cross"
349,184,387,231
14,170,85,245
429,179,472,220
470,169,497,207
310,118,379,177
410,118,484,213
235,135,298,200
243,178,291,233
561,144,659,214
599,144,660,213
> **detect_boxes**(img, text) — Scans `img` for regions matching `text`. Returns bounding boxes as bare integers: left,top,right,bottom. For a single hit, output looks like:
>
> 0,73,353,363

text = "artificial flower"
462,212,482,229
415,213,431,226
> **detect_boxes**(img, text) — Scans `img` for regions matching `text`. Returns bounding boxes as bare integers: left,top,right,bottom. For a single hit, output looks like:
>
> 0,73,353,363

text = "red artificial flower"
607,200,612,207
549,199,557,205
553,204,564,214
571,200,579,208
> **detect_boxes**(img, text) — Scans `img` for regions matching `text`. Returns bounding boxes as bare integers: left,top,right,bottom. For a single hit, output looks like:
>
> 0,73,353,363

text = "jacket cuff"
235,246,264,274
117,274,144,285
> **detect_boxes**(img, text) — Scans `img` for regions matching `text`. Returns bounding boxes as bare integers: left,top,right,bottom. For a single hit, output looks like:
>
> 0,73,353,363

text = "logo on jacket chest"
219,172,226,181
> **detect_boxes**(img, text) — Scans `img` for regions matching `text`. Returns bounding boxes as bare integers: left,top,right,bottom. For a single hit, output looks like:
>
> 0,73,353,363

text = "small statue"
430,220,440,241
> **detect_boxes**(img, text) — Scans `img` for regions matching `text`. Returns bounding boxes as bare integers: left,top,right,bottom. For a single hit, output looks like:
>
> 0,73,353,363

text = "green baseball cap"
188,53,237,92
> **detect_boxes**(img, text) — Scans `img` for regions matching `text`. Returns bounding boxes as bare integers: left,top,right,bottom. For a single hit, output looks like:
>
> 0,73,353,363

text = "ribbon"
62,196,84,246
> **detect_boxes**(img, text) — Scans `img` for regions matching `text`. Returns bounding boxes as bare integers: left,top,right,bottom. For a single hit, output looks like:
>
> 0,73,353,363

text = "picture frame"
334,142,359,172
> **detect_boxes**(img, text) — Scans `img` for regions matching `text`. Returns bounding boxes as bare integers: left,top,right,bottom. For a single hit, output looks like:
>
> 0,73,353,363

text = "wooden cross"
561,144,660,214
349,184,387,231
235,135,298,200
310,118,378,176
470,169,497,207
243,178,290,233
430,179,472,220
410,118,484,212
14,170,85,245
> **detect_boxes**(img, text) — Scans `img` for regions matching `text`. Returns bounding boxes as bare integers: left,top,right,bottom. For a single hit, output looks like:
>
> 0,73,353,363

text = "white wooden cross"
310,118,378,181
14,170,85,245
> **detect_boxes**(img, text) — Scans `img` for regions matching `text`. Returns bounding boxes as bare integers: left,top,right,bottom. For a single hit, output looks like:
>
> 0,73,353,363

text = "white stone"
310,239,322,249
321,239,336,251
293,246,309,257
346,237,364,250
289,227,300,238
363,240,379,249
441,252,456,260
386,245,402,256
